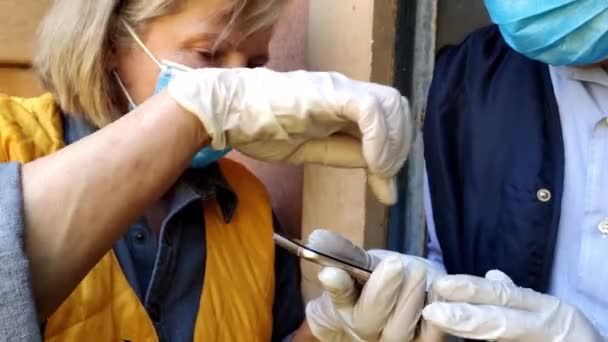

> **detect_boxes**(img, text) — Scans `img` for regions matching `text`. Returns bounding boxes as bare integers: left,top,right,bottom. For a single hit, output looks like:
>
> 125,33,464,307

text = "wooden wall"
0,0,50,96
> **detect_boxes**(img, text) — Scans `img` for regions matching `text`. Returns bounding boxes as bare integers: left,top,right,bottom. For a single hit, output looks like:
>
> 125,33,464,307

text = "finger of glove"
235,140,303,163
415,270,449,342
368,173,398,205
485,269,516,285
366,250,398,273
286,135,367,168
367,251,446,290
306,294,352,342
252,136,399,205
307,230,374,270
366,249,401,260
433,274,556,312
414,319,448,342
349,84,413,178
422,302,541,341
380,257,428,342
351,256,405,338
382,95,413,176
363,249,399,270
318,267,358,307
341,93,401,178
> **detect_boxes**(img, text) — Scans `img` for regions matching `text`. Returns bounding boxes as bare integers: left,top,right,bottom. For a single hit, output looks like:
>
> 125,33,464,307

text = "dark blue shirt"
63,115,304,341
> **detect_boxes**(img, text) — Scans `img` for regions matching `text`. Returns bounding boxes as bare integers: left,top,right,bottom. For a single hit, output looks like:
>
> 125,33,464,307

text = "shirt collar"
181,165,238,222
556,65,608,88
62,114,238,223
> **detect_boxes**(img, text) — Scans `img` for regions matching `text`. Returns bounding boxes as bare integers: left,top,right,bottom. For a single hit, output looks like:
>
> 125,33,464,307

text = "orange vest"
0,94,275,341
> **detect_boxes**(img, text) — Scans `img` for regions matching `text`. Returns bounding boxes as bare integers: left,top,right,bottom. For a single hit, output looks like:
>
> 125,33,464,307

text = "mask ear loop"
121,19,163,69
113,71,137,109
114,20,166,110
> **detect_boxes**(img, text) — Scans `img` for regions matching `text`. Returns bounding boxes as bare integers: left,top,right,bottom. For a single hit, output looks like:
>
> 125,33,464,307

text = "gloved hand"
306,250,445,342
423,270,604,341
167,67,413,205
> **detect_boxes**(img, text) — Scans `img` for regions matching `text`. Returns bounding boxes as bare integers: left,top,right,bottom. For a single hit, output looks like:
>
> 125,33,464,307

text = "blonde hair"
34,0,286,128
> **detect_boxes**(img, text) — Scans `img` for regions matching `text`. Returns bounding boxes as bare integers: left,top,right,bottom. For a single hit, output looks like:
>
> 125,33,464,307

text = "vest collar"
555,65,608,87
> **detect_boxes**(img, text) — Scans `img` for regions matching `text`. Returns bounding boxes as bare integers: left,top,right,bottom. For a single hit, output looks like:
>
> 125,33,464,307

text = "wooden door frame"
301,0,399,301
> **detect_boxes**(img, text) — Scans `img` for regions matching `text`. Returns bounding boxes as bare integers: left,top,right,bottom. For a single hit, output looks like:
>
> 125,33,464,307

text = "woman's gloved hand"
305,250,446,342
423,270,604,341
167,67,413,205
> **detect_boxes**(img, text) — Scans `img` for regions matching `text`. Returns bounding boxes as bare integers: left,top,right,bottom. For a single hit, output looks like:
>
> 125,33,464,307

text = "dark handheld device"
273,233,372,283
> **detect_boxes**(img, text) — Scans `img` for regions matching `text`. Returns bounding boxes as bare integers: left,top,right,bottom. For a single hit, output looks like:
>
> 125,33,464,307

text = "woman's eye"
247,57,269,69
247,61,266,68
198,50,219,64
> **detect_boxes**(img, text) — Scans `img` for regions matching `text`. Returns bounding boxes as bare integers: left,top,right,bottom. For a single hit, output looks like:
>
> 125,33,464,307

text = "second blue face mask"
484,0,608,66
154,61,232,169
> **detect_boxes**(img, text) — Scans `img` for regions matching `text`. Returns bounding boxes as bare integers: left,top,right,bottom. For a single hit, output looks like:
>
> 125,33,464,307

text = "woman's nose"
222,51,247,68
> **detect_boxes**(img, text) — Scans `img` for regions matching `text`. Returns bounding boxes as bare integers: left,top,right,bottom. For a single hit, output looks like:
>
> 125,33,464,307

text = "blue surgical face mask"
116,21,231,169
484,0,608,66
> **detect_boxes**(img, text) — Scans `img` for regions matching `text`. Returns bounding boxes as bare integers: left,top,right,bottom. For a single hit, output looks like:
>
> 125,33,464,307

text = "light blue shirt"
425,65,608,335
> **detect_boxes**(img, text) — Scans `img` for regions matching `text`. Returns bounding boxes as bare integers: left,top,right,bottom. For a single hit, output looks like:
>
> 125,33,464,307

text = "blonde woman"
0,0,415,341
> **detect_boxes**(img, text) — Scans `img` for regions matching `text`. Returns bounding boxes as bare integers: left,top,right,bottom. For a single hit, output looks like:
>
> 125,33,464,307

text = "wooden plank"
0,67,45,97
371,0,398,86
0,0,52,64
301,167,370,299
302,0,396,302
308,0,374,81
303,0,375,301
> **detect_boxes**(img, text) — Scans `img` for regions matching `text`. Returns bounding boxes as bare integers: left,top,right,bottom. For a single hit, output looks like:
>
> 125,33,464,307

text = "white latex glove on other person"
423,270,604,341
306,250,446,342
167,67,413,205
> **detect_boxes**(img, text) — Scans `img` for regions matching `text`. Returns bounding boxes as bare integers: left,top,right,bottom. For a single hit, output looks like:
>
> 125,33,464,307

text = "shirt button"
598,218,608,236
536,188,552,203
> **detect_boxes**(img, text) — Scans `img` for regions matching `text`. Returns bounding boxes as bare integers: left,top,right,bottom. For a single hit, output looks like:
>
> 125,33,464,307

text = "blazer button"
536,188,552,203
598,218,608,236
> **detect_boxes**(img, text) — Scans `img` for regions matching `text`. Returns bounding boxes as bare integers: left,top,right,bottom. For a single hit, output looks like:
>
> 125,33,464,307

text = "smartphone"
273,233,372,283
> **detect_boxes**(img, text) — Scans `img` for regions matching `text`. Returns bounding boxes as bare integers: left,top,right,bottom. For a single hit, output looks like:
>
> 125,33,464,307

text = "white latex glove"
423,270,604,341
167,67,413,205
306,250,445,342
